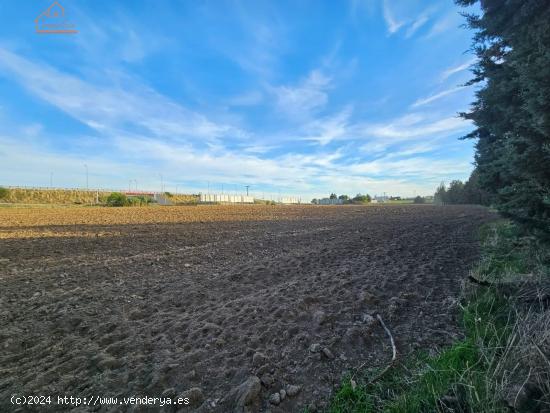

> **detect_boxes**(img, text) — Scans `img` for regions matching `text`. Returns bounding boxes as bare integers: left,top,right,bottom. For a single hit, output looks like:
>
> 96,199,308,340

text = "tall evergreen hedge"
457,0,550,237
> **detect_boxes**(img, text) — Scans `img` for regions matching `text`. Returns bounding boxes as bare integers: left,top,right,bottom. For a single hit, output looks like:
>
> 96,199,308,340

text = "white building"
200,193,254,204
279,197,301,204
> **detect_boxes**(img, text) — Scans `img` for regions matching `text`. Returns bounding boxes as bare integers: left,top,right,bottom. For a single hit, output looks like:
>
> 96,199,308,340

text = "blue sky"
0,0,479,199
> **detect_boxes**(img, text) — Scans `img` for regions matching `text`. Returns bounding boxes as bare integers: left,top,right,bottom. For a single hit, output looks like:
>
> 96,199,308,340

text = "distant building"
200,194,254,204
317,198,343,205
373,195,389,203
279,197,301,204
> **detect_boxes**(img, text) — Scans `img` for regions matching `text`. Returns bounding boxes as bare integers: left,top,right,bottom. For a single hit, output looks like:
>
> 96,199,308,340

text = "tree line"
311,193,372,204
440,0,550,238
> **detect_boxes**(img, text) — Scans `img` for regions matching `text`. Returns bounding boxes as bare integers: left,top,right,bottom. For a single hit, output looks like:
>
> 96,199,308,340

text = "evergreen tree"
457,0,550,236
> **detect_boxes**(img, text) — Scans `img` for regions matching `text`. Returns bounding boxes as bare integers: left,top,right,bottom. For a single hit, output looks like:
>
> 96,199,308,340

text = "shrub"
413,196,425,204
0,187,9,199
106,192,129,207
129,195,152,206
353,194,371,204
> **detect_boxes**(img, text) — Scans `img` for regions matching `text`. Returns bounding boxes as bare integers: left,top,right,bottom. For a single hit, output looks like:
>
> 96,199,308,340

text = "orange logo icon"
35,1,77,34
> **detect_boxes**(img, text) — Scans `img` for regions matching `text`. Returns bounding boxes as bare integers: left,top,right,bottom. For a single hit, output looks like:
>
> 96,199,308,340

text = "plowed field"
0,205,495,412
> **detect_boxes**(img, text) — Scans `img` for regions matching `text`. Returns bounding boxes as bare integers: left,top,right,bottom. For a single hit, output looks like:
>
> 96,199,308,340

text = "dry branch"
367,313,398,384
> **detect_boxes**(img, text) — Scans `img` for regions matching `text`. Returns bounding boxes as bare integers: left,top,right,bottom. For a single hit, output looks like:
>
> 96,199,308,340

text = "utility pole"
245,185,250,196
84,164,88,190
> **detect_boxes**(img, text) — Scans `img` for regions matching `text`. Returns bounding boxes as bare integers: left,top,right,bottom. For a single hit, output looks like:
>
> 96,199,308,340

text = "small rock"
184,369,196,380
269,392,281,405
362,313,376,325
161,388,176,399
312,310,326,325
279,389,286,400
322,347,335,359
256,363,270,376
286,384,301,397
260,374,274,388
311,352,321,361
184,263,191,268
252,352,268,366
219,376,261,412
309,343,321,353
180,387,204,407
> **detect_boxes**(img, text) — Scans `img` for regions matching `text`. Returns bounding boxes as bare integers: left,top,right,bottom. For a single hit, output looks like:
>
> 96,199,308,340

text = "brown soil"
0,205,495,412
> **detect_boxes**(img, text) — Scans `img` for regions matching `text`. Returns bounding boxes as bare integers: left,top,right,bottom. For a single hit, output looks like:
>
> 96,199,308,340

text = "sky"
0,0,480,199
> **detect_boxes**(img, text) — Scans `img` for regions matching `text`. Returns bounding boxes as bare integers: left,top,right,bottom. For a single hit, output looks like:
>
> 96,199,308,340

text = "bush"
352,194,371,204
106,192,129,207
128,195,152,206
0,187,9,199
413,196,425,204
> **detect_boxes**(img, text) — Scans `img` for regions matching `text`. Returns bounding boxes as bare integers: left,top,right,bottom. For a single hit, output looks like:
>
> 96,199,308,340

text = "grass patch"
327,219,550,413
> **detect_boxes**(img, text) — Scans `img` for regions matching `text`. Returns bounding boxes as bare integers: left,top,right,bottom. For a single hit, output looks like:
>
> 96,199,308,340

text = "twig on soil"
367,314,398,384
467,274,491,286
352,313,398,384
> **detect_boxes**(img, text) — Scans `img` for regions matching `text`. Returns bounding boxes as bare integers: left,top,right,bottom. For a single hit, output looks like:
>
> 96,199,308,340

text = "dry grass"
1,188,110,205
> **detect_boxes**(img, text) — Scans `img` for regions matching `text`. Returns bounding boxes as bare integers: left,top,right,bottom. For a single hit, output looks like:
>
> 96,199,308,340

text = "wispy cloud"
405,14,429,38
272,70,332,119
301,106,352,146
382,0,404,34
411,86,466,108
0,48,246,145
440,58,476,81
0,0,478,198
424,12,459,39
358,113,469,140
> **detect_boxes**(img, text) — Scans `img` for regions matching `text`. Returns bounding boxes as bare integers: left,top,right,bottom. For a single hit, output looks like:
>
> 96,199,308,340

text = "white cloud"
301,107,352,145
440,58,476,81
424,12,459,39
411,86,466,108
382,0,404,34
358,113,470,140
0,48,246,144
272,70,332,118
405,14,429,38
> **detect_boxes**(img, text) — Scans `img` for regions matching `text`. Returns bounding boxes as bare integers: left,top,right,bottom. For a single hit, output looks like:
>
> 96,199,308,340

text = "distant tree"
352,194,371,204
413,196,426,204
338,194,349,203
447,180,466,204
434,171,493,206
0,187,9,199
311,198,318,204
434,182,448,205
329,193,337,199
